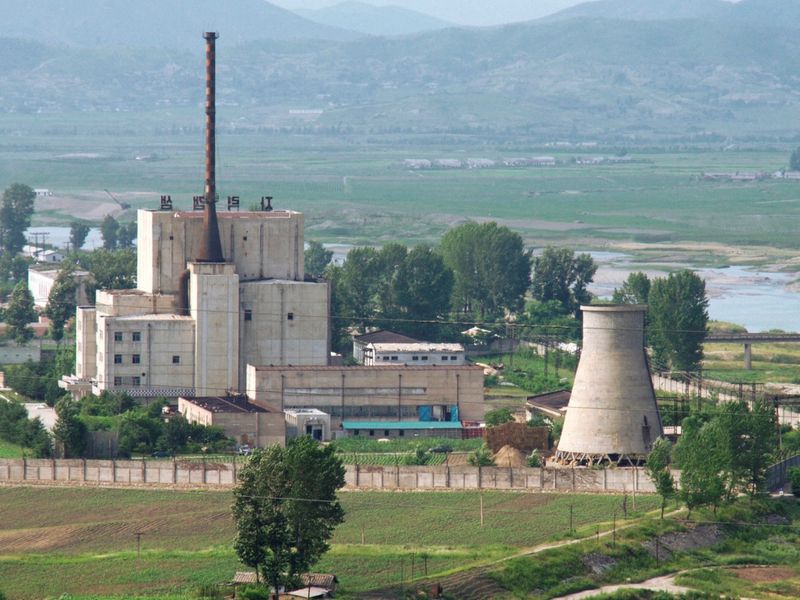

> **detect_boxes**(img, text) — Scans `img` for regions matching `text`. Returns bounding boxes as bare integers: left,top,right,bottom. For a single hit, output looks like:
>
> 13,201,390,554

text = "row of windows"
113,331,141,342
113,354,181,364
353,429,406,437
379,355,460,362
243,310,295,322
113,376,141,386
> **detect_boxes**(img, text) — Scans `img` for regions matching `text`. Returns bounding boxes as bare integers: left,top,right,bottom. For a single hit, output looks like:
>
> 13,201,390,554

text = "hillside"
3,5,800,139
546,0,734,21
0,0,359,48
295,1,453,36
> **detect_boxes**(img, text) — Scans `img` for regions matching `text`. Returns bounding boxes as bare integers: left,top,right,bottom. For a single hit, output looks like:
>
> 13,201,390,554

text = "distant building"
362,342,466,366
352,330,420,364
285,408,331,442
28,267,92,309
178,395,285,448
22,245,65,263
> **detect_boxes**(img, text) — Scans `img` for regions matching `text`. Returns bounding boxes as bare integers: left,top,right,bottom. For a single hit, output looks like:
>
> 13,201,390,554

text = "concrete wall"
239,280,329,384
246,365,486,426
0,458,656,493
138,209,304,295
76,307,97,379
178,399,286,448
0,341,41,365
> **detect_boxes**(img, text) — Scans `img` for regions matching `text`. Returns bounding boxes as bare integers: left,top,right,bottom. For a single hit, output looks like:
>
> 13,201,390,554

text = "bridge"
705,332,800,369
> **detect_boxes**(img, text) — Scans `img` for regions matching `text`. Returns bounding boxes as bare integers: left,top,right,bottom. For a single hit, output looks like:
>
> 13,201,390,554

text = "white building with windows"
362,342,466,366
62,207,330,399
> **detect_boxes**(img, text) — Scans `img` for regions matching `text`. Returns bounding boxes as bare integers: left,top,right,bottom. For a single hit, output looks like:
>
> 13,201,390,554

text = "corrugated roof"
342,421,462,430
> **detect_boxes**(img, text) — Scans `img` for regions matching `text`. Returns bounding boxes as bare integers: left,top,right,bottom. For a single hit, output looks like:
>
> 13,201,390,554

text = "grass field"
0,487,661,599
704,341,800,385
3,113,800,256
0,438,23,458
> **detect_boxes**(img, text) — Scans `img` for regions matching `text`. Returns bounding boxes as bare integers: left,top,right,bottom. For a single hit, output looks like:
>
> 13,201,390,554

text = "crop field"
3,111,800,257
0,486,661,599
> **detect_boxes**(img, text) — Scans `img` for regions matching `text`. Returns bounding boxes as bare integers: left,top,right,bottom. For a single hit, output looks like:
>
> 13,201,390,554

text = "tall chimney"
197,31,224,263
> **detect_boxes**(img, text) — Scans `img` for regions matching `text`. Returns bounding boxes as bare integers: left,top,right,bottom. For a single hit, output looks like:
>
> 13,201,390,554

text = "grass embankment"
481,499,800,600
0,487,660,599
704,341,800,385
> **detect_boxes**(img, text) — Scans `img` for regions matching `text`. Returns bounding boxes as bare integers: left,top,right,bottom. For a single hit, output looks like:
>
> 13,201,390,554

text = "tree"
53,398,88,458
81,248,136,296
5,282,36,344
440,221,531,318
45,263,78,341
233,437,345,596
117,222,137,248
791,147,800,172
390,245,454,337
0,184,35,254
467,444,495,467
69,222,91,252
644,437,675,519
485,407,514,426
648,270,709,373
531,247,597,317
304,241,333,278
789,466,800,498
100,215,119,249
612,271,651,305
673,415,725,516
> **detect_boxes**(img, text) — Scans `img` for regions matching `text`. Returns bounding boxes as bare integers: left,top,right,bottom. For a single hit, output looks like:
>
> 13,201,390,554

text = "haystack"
493,445,526,468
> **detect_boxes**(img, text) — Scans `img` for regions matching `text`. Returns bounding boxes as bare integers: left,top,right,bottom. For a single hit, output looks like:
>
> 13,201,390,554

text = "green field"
3,112,800,258
0,486,661,599
0,438,23,458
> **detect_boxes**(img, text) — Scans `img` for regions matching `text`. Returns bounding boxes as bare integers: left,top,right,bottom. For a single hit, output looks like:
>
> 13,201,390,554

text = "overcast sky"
272,0,742,26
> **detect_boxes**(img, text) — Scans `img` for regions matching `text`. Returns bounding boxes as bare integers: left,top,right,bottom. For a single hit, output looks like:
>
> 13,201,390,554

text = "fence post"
52,458,56,480
22,457,26,481
142,460,146,483
82,458,87,482
478,466,482,489
112,459,117,483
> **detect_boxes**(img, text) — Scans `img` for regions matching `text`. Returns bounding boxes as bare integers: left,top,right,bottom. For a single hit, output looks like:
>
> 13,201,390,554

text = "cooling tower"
555,305,662,466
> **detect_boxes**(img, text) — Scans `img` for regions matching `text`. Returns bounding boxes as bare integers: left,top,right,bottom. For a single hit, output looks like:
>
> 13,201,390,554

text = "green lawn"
0,487,661,599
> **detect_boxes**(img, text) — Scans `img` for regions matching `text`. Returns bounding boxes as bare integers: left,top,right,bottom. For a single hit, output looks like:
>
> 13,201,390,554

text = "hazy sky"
272,0,742,26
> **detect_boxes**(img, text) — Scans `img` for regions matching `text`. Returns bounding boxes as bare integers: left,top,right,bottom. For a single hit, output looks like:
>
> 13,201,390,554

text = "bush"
485,407,514,426
789,466,800,498
237,585,270,600
526,449,542,467
468,444,495,467
403,445,431,465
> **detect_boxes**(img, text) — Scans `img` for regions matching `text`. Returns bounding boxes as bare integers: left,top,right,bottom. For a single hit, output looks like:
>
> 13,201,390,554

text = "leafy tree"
648,270,709,372
390,245,453,337
81,248,136,298
5,282,36,344
467,444,495,467
232,437,345,595
304,240,333,278
53,398,88,458
531,247,597,317
100,215,119,249
485,407,514,426
334,246,381,330
644,437,675,519
69,222,91,252
117,412,163,456
791,147,800,172
526,450,542,467
45,262,78,341
612,271,651,305
0,184,35,254
0,399,51,457
789,466,800,498
673,415,725,516
117,222,137,248
440,221,531,318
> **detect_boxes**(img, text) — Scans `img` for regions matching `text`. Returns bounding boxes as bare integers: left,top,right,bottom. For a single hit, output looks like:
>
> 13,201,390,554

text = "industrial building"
178,395,285,448
361,342,466,366
555,304,663,466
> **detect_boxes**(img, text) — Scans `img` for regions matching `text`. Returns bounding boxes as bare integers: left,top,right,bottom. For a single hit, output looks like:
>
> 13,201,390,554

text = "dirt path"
552,574,692,599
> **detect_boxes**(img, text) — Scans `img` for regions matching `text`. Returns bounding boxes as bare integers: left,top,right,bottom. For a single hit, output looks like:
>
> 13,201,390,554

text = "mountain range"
295,1,453,36
3,0,800,140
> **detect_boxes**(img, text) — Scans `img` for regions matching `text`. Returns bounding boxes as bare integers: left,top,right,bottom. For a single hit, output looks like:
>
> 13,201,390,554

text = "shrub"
526,449,542,467
789,466,800,498
485,407,514,426
468,444,495,467
237,585,270,600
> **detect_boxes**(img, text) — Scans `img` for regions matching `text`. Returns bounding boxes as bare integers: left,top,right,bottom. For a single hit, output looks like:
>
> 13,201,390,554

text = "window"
131,376,141,386
114,376,122,386
132,354,141,364
412,356,419,361
172,355,180,364
451,355,458,360
354,430,360,436
114,331,123,342
384,430,389,436
421,356,429,361
391,356,398,361
244,309,252,321
369,430,375,437
287,312,294,320
441,356,448,361
114,354,122,364
132,332,141,342
382,356,389,361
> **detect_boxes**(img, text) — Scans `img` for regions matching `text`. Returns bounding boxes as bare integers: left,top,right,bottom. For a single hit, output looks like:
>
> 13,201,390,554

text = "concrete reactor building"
555,304,662,466
61,32,329,400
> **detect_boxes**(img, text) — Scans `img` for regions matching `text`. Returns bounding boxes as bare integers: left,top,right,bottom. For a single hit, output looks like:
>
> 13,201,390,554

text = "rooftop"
342,421,462,430
252,365,482,372
369,342,464,353
181,396,270,414
353,329,420,345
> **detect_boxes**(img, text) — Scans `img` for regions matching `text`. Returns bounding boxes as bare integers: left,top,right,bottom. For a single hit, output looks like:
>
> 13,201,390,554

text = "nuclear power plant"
555,304,663,466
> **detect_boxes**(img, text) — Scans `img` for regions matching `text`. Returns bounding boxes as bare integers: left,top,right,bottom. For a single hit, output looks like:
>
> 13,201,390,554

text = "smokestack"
197,31,224,263
555,305,663,466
